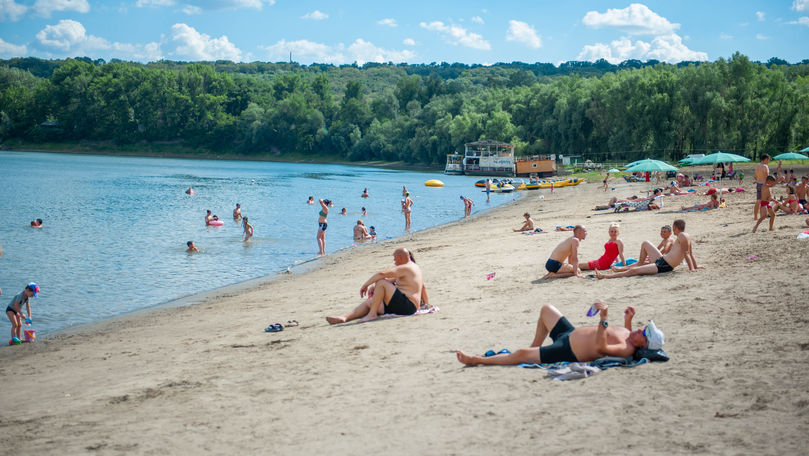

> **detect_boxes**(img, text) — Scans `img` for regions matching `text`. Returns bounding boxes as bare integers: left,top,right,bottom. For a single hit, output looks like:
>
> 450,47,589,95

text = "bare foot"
540,272,554,280
326,316,346,325
456,350,480,366
594,269,605,280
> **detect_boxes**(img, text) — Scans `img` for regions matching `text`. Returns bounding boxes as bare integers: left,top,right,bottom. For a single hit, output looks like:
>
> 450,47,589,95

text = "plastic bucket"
23,328,36,342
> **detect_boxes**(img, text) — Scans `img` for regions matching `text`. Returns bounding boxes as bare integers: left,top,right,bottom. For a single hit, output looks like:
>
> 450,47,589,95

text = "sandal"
286,320,299,327
264,323,284,333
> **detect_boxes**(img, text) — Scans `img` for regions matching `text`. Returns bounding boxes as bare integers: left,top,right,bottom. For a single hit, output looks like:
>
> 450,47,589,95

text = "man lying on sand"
597,219,702,278
326,247,427,324
542,225,586,279
456,302,664,366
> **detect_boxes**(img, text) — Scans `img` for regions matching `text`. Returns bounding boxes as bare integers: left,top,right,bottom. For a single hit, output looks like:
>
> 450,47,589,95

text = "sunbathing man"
680,193,719,212
326,247,426,324
456,302,664,366
596,219,701,278
513,213,535,232
542,225,586,279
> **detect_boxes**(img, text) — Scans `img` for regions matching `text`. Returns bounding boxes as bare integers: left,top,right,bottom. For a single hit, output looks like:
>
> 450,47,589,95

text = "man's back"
663,232,690,266
755,162,769,183
393,262,423,305
549,237,577,262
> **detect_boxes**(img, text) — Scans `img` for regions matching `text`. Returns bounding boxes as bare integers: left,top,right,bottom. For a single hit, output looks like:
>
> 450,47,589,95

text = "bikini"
318,210,328,231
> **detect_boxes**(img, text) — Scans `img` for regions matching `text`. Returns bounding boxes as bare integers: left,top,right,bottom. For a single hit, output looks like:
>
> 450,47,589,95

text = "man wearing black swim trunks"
456,302,664,366
326,247,428,325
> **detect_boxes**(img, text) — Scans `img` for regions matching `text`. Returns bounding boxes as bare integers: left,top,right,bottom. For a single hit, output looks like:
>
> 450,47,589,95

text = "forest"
1,53,808,166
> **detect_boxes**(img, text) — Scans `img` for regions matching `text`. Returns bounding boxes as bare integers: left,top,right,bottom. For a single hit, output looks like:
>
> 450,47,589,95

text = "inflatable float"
424,179,444,187
207,220,224,226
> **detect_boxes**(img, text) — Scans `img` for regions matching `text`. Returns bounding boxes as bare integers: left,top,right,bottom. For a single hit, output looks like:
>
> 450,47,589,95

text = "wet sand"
2,171,808,455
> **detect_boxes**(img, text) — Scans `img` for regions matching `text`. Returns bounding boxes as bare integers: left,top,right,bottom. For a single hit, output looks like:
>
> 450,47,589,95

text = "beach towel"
518,356,650,381
377,306,440,320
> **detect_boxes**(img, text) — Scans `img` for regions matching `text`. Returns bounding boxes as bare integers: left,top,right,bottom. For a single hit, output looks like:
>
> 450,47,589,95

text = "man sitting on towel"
456,302,664,366
326,247,428,324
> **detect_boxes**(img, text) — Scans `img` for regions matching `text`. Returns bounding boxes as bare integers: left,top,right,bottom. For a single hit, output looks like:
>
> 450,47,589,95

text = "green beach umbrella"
773,152,808,160
624,159,677,173
624,159,646,168
801,146,809,153
678,157,696,166
608,168,620,173
691,151,750,165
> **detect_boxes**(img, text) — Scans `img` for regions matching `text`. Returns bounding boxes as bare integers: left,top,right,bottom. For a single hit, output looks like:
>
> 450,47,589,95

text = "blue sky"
1,1,807,65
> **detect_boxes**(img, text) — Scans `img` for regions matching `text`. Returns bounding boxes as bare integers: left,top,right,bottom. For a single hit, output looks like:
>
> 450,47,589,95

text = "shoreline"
1,178,806,455
40,192,524,340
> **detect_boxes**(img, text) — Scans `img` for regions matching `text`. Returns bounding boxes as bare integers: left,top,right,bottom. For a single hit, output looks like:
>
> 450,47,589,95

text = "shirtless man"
233,203,242,219
186,241,199,253
796,175,808,212
353,220,372,241
456,302,664,366
205,210,213,225
541,225,586,279
596,219,701,278
326,247,426,324
242,216,253,242
754,154,771,220
611,224,674,271
513,213,535,232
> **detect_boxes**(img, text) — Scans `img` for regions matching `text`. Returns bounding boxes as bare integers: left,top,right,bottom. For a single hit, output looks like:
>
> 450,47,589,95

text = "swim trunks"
318,222,328,231
539,317,579,363
383,288,417,316
799,199,807,205
545,258,562,273
756,182,763,200
5,306,16,315
654,256,674,273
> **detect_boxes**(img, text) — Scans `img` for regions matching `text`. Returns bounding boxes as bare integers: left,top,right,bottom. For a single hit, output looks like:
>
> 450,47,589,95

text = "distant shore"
0,140,442,172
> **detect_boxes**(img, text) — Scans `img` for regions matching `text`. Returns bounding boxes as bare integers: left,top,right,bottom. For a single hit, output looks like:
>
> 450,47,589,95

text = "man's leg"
456,347,540,366
541,263,577,279
596,263,659,279
530,305,563,347
326,280,392,324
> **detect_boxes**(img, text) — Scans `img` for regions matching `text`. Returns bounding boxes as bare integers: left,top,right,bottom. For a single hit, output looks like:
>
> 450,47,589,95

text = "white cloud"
788,16,809,26
261,38,415,65
0,0,28,21
755,33,769,40
471,16,483,24
32,0,90,17
403,38,415,46
755,11,765,21
35,19,161,61
0,37,27,57
136,0,176,6
377,18,397,27
137,0,273,11
582,3,679,35
302,10,327,20
720,33,732,39
793,0,809,12
577,34,707,64
506,20,541,48
419,21,490,50
163,23,243,61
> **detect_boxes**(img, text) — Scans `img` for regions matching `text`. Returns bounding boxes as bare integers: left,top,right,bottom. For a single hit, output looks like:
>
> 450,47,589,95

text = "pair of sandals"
264,320,299,333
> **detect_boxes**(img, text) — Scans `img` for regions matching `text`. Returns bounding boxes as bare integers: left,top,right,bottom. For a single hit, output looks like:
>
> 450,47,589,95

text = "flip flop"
286,320,299,327
264,323,284,333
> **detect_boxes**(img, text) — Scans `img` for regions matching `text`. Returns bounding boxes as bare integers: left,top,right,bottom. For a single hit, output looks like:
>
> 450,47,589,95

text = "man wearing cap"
6,283,39,344
456,302,663,366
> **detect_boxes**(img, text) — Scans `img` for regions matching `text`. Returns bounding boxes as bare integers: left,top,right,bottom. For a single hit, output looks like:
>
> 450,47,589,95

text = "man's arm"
593,302,631,356
569,239,581,276
360,267,402,296
623,306,635,330
420,285,429,307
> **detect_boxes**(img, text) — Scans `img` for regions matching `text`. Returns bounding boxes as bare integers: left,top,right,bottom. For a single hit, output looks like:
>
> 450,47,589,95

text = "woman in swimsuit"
581,223,625,270
317,199,330,255
600,172,610,192
402,192,413,230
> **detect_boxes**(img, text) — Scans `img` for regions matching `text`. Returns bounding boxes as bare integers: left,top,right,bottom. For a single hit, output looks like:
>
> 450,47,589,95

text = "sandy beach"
2,168,808,455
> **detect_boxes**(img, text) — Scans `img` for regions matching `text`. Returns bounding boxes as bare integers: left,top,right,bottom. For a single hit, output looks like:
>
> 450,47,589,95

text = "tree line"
1,53,807,165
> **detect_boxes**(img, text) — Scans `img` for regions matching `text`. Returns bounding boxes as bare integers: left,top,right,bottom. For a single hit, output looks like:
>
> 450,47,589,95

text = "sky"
0,1,808,65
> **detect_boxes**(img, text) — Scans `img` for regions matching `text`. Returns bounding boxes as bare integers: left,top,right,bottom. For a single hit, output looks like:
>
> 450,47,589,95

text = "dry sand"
2,169,808,455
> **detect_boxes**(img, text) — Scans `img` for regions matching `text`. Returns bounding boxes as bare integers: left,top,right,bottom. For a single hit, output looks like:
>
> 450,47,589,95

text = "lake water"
0,151,513,336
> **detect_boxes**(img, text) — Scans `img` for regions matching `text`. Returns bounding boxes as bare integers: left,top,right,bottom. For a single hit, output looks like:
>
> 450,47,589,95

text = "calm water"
0,151,513,335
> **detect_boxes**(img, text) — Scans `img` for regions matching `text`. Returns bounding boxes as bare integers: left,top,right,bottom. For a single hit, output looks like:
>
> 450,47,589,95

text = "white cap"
643,320,665,350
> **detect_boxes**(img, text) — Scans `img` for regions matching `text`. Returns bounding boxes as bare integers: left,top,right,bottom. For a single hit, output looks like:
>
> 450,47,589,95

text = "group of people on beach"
752,154,809,232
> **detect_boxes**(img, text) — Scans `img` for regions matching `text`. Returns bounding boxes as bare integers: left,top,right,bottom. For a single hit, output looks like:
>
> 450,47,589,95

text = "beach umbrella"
801,146,809,153
624,159,646,168
773,152,808,160
678,157,696,166
624,159,677,173
691,151,750,165
608,168,620,173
